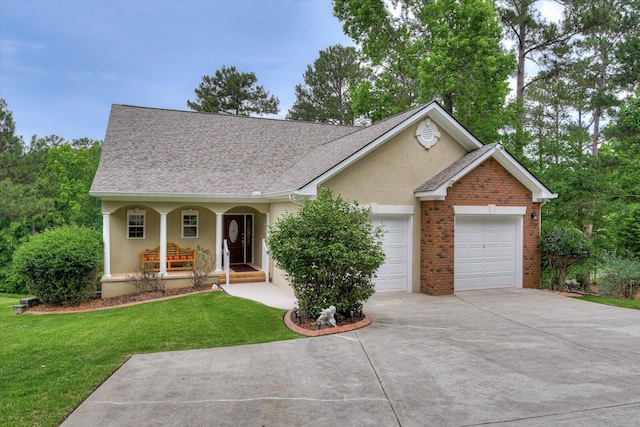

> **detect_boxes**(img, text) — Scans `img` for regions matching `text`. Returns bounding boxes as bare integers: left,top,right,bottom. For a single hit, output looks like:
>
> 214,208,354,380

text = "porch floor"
103,264,266,284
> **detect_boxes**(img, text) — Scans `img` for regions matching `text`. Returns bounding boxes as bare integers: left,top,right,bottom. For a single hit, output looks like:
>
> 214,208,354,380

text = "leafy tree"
541,223,592,290
334,0,422,122
37,141,102,228
187,65,279,116
0,98,23,156
334,0,514,143
12,225,102,305
417,0,515,143
602,90,640,257
287,44,367,125
523,1,639,243
497,0,577,155
566,0,640,158
607,90,640,197
267,188,385,318
0,101,103,291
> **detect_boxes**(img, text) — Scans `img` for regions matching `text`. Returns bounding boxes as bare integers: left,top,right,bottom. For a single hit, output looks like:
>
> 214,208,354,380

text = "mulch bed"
284,308,371,337
26,284,217,314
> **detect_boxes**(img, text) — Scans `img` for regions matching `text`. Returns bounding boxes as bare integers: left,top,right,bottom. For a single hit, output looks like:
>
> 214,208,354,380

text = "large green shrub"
267,188,385,317
12,225,102,305
597,253,640,298
541,223,591,290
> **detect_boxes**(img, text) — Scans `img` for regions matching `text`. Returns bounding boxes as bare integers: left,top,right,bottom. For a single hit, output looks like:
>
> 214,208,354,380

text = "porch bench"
140,242,196,271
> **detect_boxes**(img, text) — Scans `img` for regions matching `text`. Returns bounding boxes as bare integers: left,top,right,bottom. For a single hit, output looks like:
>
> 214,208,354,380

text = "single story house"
89,102,556,298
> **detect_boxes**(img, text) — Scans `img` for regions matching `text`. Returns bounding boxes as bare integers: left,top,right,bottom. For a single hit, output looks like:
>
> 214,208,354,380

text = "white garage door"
372,216,410,292
455,216,518,291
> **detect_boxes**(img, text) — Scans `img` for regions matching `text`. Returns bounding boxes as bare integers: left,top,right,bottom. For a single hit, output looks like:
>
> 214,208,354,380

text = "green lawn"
575,295,640,310
0,292,300,426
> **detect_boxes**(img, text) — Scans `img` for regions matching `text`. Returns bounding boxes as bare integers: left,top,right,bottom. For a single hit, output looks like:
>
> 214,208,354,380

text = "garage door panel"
372,217,410,292
455,216,518,291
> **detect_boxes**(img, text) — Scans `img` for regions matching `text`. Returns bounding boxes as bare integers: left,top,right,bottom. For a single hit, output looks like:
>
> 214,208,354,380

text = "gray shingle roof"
267,105,426,192
414,143,496,192
90,105,359,196
90,104,426,197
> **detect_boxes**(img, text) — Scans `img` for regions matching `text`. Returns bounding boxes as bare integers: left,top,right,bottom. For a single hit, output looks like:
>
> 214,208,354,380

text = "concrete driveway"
62,289,640,426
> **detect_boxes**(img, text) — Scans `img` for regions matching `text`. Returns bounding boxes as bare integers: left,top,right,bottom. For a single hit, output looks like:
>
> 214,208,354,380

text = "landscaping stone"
13,304,27,315
20,297,40,308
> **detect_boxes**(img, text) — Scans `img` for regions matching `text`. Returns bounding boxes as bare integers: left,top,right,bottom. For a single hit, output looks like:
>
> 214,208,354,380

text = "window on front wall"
127,209,145,239
182,209,198,238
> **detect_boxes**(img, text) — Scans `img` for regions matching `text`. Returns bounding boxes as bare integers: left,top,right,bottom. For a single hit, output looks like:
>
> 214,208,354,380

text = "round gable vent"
415,118,441,149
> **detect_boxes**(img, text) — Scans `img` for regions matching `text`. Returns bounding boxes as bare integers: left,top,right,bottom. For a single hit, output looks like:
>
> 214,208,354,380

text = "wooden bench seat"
140,242,196,271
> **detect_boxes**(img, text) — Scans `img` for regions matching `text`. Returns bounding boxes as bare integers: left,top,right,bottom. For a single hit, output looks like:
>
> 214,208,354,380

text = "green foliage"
351,70,417,123
187,65,279,116
0,100,102,291
334,0,514,142
541,223,592,290
12,225,102,306
0,292,299,427
267,188,385,317
287,44,368,125
416,0,515,143
596,253,640,299
0,97,23,156
37,142,103,228
608,204,640,257
0,264,28,294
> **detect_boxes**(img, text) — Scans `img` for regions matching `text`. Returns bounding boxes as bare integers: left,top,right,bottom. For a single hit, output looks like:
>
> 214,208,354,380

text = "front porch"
99,264,268,298
98,201,279,297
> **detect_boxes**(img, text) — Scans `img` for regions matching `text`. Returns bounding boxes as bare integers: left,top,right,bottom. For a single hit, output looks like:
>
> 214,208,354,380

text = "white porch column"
264,212,270,283
102,213,111,278
215,212,223,272
159,212,167,276
265,213,270,234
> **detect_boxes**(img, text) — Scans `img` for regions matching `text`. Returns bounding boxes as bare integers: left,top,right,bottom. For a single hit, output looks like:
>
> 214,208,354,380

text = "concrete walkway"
62,289,640,426
220,282,297,310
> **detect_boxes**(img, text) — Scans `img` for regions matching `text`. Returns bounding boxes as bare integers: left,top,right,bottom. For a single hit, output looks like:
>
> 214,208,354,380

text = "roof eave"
415,189,448,201
91,191,276,204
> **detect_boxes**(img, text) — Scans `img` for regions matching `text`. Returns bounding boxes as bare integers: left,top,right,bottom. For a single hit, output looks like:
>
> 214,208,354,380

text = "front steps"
215,270,266,284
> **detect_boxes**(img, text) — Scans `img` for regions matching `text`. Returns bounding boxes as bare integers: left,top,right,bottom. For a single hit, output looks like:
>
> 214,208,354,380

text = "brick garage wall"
420,157,541,295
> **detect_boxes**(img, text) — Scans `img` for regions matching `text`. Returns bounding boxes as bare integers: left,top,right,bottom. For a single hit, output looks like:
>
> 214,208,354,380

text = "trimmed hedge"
12,225,102,305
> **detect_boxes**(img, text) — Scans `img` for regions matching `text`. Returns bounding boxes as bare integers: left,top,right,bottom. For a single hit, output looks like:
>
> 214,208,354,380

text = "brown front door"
224,214,253,264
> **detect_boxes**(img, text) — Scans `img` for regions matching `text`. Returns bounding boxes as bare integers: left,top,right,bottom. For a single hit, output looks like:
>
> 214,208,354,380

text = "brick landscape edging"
284,308,371,337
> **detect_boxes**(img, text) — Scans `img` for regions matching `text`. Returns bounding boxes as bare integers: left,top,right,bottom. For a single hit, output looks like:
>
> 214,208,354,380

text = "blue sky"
0,0,563,144
0,0,353,142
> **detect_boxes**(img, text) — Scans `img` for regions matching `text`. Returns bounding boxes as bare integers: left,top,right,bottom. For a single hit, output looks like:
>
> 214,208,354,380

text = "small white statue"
317,305,337,328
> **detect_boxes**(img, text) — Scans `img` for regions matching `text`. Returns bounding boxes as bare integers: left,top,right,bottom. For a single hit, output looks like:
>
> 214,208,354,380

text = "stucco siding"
268,201,300,291
322,119,468,205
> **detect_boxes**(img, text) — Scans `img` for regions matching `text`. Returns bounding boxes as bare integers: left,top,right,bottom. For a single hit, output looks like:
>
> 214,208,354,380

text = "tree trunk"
514,16,527,156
